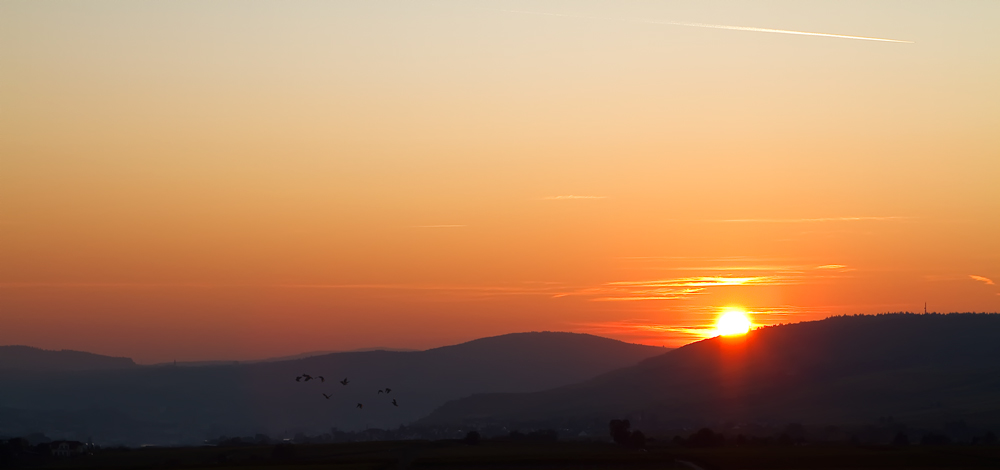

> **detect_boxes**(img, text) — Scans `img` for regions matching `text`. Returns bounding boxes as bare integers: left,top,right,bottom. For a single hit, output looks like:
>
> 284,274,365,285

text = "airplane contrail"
499,10,913,44
650,20,912,43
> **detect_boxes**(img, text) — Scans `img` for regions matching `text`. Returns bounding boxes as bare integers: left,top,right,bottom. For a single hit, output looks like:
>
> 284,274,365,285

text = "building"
49,440,87,457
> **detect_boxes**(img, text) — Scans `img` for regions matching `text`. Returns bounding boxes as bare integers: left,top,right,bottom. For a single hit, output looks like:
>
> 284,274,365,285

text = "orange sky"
2,1,998,363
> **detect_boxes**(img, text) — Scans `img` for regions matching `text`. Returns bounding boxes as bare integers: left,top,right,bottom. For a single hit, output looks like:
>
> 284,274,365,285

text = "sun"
716,307,752,336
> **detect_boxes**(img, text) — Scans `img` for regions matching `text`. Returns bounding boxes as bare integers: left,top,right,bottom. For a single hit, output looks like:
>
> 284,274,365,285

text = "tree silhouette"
920,433,951,446
271,443,295,460
630,430,646,448
609,419,632,445
784,423,806,442
686,428,725,448
609,419,646,448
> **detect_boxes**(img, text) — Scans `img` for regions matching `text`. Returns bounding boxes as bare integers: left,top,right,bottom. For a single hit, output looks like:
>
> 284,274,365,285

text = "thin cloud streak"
277,282,586,301
499,10,912,44
578,320,716,341
616,256,786,260
631,263,855,278
969,275,995,285
641,265,806,272
576,304,831,344
591,289,706,302
558,275,794,302
648,20,913,44
0,282,569,299
277,283,565,293
0,282,229,288
706,216,911,223
608,276,783,288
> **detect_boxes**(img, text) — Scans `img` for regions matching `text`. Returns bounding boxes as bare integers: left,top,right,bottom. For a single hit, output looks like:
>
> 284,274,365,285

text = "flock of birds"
295,374,398,410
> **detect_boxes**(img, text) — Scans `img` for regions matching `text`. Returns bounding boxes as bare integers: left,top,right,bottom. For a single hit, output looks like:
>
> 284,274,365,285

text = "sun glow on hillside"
716,308,752,336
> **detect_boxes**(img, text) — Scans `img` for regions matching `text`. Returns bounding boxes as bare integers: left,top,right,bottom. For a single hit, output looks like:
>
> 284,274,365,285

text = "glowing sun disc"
716,308,752,336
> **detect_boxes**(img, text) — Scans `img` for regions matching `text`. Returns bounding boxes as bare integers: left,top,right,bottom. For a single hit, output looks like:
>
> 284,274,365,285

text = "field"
14,440,1000,470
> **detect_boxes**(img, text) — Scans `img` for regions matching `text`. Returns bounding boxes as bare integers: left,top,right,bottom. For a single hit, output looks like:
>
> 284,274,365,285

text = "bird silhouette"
391,399,398,407
318,376,325,382
340,378,349,386
356,403,363,409
295,376,302,382
377,389,384,394
385,388,392,394
322,393,331,400
302,374,313,382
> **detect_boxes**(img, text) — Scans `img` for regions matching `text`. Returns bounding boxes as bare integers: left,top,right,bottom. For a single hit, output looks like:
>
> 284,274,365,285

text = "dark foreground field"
13,440,1000,470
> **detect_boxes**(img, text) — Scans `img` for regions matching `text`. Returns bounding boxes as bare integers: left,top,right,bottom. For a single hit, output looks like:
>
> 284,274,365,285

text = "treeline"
758,312,1000,330
204,426,562,447
0,437,97,467
662,426,999,448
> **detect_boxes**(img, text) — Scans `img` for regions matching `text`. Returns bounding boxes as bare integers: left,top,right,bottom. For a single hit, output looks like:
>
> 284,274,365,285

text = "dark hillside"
0,346,136,372
420,314,1000,429
0,332,665,445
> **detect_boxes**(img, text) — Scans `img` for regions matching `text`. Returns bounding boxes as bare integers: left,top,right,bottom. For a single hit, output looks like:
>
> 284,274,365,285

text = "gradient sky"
2,0,998,364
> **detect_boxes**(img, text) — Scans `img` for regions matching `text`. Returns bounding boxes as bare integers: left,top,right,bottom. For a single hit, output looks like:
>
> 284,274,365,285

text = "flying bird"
385,388,392,394
322,393,331,400
378,389,384,394
356,403,363,409
318,376,325,382
340,378,350,386
295,376,302,382
391,399,398,407
302,374,313,382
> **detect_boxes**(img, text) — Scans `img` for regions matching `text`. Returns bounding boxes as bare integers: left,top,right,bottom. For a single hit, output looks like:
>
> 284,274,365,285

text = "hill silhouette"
0,346,136,372
420,314,1000,430
0,332,665,445
146,347,420,368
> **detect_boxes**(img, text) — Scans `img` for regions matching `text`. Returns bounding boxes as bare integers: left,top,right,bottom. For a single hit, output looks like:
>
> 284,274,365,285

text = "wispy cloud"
0,281,571,299
608,276,780,288
970,275,995,285
589,289,706,302
615,259,855,280
616,256,786,261
643,265,805,272
577,320,715,342
813,265,856,273
575,305,832,344
706,216,911,223
648,20,913,44
557,275,790,301
0,282,222,288
542,195,607,200
274,282,574,300
499,10,912,44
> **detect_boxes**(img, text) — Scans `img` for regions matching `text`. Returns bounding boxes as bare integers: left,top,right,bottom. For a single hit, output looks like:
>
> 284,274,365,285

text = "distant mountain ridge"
0,331,667,445
420,313,1000,430
148,347,421,367
0,346,136,371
